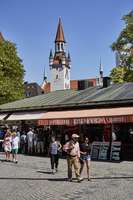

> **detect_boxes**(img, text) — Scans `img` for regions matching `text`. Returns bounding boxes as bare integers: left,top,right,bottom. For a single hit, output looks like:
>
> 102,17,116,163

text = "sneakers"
77,177,84,183
55,168,58,173
51,168,58,174
13,159,18,163
68,178,73,182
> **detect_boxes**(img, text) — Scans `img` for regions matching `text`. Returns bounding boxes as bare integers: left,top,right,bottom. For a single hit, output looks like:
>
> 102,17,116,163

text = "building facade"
24,82,43,97
41,20,105,93
0,82,133,160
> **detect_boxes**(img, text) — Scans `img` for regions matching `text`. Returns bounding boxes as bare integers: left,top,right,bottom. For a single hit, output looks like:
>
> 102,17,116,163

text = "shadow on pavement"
0,177,67,181
93,176,133,180
0,176,133,181
0,159,11,162
37,170,53,174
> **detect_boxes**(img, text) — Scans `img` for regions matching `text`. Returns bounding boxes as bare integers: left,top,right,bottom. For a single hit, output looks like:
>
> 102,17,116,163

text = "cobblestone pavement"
0,153,133,200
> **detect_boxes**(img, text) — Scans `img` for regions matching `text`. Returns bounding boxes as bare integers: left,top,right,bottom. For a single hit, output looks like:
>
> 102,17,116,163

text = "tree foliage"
110,10,133,82
0,40,25,104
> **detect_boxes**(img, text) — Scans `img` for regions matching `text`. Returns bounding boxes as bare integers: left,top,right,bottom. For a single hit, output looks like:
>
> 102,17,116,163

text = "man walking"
63,134,83,182
11,131,19,163
27,128,34,154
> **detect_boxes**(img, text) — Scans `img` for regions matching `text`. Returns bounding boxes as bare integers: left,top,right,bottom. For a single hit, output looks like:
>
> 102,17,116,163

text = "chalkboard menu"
110,142,121,161
90,142,101,160
98,142,109,160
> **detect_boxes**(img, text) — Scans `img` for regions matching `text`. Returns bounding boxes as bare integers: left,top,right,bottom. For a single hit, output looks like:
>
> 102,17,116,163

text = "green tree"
110,66,127,83
110,10,133,82
0,39,25,104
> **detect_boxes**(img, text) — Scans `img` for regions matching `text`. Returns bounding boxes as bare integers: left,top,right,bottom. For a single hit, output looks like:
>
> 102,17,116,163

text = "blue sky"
0,0,132,84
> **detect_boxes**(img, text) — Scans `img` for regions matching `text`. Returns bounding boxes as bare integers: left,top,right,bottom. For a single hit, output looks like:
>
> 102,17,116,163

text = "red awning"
38,107,133,125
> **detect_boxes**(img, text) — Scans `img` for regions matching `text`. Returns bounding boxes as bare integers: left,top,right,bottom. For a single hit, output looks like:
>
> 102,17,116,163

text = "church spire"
43,67,47,81
98,57,103,87
99,57,103,78
55,17,66,43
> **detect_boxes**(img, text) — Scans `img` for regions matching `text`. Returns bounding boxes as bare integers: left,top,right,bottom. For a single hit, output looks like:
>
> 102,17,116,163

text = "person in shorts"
3,129,12,161
11,131,19,163
80,137,91,181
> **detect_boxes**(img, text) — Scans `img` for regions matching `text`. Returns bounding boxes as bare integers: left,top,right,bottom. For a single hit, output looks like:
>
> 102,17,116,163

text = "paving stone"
0,153,133,200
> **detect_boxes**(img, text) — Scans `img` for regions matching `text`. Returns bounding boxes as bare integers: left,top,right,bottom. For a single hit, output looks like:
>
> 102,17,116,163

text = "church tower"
49,17,71,91
99,57,103,86
41,67,48,90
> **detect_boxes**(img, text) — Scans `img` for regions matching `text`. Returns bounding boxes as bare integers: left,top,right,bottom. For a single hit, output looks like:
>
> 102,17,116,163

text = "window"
56,74,58,79
78,80,85,90
65,69,69,79
61,43,64,50
57,43,60,51
26,92,31,97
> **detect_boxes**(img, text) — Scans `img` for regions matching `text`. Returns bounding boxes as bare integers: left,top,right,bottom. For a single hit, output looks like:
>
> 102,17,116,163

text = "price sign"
98,142,109,160
91,142,101,160
110,142,121,161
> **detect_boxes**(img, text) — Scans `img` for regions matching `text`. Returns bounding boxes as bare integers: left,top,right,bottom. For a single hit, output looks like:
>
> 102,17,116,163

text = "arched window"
61,43,64,50
56,74,58,79
57,43,60,51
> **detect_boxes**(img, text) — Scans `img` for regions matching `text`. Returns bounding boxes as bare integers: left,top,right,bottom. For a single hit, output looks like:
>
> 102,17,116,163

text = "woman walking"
3,130,12,161
80,137,91,181
49,136,62,174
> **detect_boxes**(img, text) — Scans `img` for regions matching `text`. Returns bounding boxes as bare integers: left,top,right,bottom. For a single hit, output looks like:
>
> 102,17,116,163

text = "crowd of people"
1,127,92,182
1,128,50,154
2,125,133,182
0,127,51,162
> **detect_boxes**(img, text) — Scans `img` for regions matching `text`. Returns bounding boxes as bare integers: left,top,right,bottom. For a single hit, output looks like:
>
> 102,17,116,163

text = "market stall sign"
110,142,121,161
90,142,101,160
98,142,110,160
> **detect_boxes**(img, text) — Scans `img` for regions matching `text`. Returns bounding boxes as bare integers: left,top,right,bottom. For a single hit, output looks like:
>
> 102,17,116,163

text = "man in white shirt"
63,134,83,182
27,128,34,154
11,132,19,163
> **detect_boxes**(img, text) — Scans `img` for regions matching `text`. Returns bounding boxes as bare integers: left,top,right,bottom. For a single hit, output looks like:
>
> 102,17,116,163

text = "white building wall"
64,68,70,89
51,67,68,91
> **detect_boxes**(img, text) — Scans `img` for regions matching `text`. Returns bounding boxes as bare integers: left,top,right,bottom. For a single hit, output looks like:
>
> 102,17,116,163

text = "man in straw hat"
63,134,83,182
